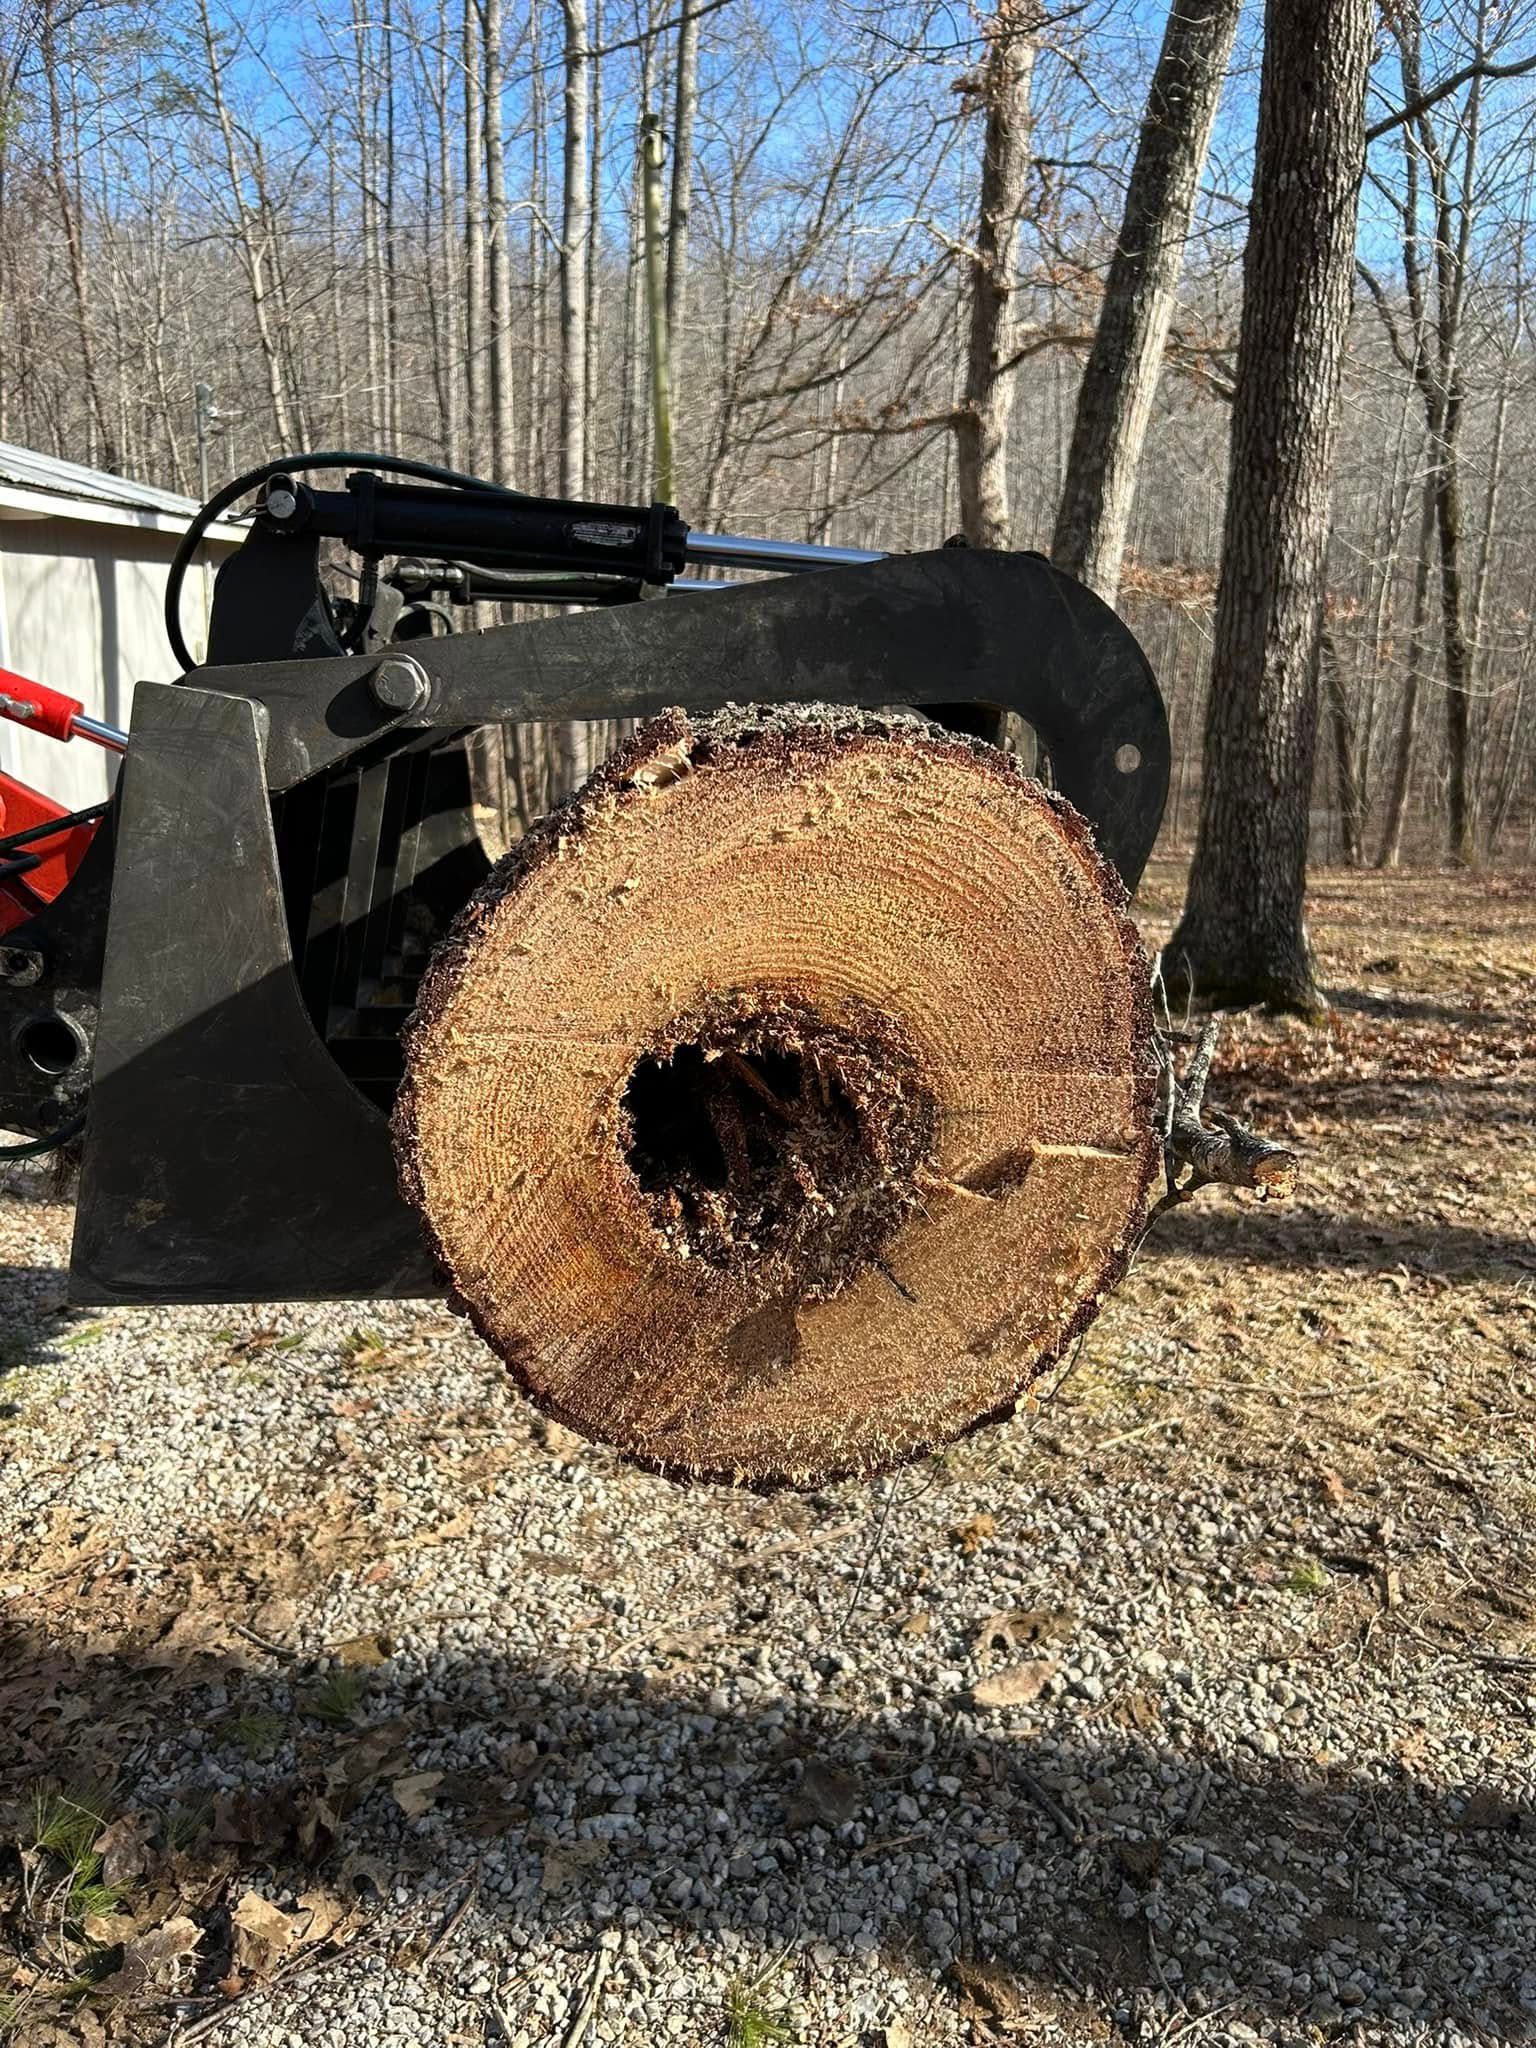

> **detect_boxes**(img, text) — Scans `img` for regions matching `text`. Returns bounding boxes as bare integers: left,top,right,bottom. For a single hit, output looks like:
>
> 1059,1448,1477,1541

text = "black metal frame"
2,508,1169,1307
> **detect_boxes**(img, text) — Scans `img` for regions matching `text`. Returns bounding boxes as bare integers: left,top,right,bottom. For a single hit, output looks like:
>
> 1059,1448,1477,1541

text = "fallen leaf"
897,1609,931,1637
1318,1468,1349,1507
1115,1839,1163,1884
297,1792,342,1863
332,1632,393,1667
145,1578,244,1666
784,1760,862,1830
95,1914,202,1996
539,1839,609,1894
92,1813,149,1888
950,1514,996,1555
336,1717,413,1788
294,1888,355,1948
951,1957,1025,2021
391,1770,444,1819
231,1890,300,1977
971,1658,1059,1710
975,1606,1074,1654
881,2022,914,2048
251,1593,299,1640
1114,1690,1161,1732
1458,1788,1517,1831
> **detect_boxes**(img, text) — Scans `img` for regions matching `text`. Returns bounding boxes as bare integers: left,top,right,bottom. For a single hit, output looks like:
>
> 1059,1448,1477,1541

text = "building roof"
0,438,245,542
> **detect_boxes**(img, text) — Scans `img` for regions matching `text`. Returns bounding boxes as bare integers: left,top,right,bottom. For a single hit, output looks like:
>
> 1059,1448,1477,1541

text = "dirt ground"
1,864,1533,2047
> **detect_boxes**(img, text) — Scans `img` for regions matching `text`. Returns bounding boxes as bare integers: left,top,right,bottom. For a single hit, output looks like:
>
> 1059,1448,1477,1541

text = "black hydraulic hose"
164,450,528,673
0,1111,86,1161
0,802,109,858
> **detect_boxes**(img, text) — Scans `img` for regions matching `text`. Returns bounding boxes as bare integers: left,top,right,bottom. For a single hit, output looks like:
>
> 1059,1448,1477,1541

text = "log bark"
396,707,1158,1487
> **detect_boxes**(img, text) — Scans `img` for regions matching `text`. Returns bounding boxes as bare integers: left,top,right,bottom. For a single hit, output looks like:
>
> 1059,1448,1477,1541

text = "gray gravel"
3,1159,1534,2048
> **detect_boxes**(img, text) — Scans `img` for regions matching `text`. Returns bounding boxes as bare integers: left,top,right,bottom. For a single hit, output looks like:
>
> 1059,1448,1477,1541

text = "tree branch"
1366,49,1536,145
1149,1020,1299,1223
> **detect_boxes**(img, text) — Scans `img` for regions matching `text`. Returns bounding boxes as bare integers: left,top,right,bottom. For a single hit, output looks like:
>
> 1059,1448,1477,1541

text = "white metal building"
0,441,244,809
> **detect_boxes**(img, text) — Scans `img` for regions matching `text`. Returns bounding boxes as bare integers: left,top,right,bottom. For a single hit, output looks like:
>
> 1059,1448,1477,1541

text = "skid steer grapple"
0,455,1168,1483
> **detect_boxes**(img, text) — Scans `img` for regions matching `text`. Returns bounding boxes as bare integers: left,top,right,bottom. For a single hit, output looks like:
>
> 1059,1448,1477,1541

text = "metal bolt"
0,946,43,988
265,484,299,521
369,655,432,715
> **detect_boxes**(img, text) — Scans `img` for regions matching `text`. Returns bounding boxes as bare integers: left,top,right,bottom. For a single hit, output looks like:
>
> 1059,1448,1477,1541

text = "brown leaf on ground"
971,1659,1058,1709
94,1913,202,1996
950,1514,996,1555
1318,1467,1349,1506
784,1760,863,1830
951,1956,1026,2021
975,1606,1075,1655
293,1887,356,1948
144,1574,248,1667
1114,1691,1161,1732
1458,1787,1518,1831
230,1890,300,1977
332,1632,393,1667
390,1770,444,1819
539,1839,609,1894
897,1609,931,1637
92,1812,149,1889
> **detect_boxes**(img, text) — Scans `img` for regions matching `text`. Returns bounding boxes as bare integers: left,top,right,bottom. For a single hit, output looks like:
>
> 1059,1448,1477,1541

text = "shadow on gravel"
4,1628,1533,2036
1147,1202,1536,1281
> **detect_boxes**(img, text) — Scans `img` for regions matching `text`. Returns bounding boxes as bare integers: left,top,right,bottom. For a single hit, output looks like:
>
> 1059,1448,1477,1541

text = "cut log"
394,706,1157,1487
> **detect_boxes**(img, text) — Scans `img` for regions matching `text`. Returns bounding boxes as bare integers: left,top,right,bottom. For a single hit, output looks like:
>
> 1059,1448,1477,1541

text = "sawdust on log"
394,704,1158,1487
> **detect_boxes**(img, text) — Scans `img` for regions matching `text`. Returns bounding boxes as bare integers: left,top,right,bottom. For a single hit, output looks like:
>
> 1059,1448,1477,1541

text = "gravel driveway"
3,867,1533,2047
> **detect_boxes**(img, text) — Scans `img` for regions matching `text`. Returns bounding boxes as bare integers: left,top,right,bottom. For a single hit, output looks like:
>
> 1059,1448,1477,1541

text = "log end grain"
394,705,1158,1487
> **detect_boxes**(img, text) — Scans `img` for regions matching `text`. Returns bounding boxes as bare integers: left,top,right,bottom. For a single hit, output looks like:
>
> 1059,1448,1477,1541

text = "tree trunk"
463,0,486,469
1320,621,1363,866
396,707,1156,1487
1433,403,1474,864
1376,470,1436,869
558,0,591,499
664,0,700,410
43,2,116,469
483,0,516,481
1166,0,1371,1014
1051,0,1240,603
954,1,1042,548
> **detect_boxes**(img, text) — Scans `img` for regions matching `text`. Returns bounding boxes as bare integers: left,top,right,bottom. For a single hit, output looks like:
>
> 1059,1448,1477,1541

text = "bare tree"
955,0,1044,545
559,0,591,498
483,0,516,480
1051,0,1241,602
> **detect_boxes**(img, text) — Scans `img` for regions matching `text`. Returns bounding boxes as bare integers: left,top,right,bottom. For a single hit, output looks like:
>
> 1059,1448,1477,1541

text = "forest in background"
0,0,1532,866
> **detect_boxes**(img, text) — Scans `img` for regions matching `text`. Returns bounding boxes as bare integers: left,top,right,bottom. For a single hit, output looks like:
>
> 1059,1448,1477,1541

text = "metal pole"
639,112,675,508
684,531,887,573
70,712,129,754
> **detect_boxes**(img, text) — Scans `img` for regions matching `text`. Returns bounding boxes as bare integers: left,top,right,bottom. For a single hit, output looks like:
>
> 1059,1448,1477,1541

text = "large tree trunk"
954,1,1042,548
1165,0,1371,1015
396,708,1156,1487
1051,0,1240,604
